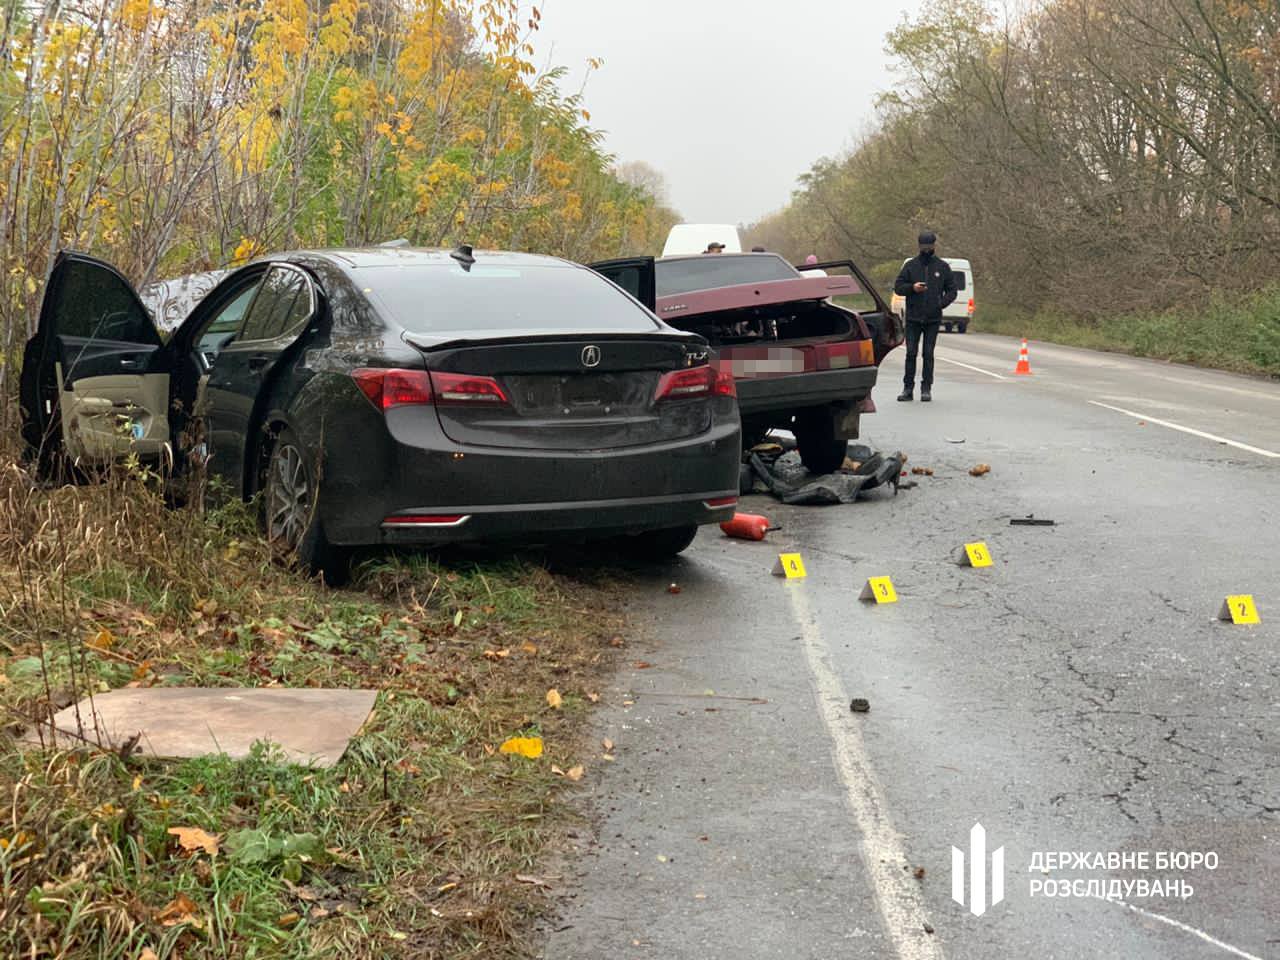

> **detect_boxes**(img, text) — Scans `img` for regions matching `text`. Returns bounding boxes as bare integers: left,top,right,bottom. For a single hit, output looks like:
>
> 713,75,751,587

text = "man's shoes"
921,390,932,402
897,390,913,402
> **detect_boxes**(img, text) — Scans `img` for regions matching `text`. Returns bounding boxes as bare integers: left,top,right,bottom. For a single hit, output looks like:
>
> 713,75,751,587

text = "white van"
662,224,742,257
889,256,976,333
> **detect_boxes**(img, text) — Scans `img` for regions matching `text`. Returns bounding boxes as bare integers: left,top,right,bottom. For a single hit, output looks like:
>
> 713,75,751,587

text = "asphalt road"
541,333,1279,960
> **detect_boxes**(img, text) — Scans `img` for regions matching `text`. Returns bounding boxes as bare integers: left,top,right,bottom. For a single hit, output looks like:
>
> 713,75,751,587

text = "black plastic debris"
746,444,903,505
1010,516,1055,526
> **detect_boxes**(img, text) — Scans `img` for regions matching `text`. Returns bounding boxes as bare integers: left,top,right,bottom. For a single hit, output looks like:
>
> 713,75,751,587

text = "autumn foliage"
0,0,676,405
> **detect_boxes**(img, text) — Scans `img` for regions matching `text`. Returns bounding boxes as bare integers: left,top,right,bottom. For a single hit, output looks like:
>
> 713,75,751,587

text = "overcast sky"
531,0,923,225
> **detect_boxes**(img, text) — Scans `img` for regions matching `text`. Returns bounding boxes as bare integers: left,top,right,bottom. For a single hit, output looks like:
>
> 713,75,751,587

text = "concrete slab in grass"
23,687,378,767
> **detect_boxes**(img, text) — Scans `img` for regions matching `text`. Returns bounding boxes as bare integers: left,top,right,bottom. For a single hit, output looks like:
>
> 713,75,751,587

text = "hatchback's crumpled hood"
655,275,860,321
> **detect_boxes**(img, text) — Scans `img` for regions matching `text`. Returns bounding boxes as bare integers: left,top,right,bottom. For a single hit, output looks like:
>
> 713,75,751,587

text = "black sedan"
19,246,742,582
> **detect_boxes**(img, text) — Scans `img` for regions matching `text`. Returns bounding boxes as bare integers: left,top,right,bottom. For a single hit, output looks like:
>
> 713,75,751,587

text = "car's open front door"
587,257,656,312
20,251,170,467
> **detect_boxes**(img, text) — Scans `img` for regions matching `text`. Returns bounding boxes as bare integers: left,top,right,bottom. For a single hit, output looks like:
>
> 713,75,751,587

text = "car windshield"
363,264,658,333
656,255,799,297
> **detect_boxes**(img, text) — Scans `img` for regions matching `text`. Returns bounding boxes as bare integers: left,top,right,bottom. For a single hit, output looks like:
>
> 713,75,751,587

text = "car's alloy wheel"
267,441,310,551
263,428,350,586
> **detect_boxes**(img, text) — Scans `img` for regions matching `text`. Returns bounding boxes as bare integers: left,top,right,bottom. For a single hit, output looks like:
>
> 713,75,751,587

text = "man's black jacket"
894,253,958,324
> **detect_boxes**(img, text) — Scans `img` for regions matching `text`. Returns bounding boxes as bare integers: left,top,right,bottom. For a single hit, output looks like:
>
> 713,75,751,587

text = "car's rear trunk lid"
406,333,714,451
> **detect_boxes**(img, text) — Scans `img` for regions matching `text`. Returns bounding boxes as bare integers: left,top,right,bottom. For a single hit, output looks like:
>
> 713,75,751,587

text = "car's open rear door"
587,257,656,312
796,258,903,362
20,251,171,467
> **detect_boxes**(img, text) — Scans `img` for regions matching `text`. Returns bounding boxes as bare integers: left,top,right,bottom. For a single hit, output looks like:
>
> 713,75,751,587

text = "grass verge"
977,285,1280,377
0,438,623,958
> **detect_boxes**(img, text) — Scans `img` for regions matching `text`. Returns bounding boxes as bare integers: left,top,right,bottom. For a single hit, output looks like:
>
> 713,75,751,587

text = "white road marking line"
935,355,1007,380
1087,400,1280,459
784,582,943,960
1110,899,1263,960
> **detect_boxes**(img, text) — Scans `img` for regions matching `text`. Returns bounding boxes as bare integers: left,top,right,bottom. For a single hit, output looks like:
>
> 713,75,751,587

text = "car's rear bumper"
379,491,736,545
734,365,878,416
314,392,742,546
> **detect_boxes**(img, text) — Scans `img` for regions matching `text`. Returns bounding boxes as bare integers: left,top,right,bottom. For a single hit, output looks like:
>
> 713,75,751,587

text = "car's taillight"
429,371,509,405
352,368,433,410
967,298,975,314
655,366,714,401
383,513,469,526
704,495,738,508
352,368,509,410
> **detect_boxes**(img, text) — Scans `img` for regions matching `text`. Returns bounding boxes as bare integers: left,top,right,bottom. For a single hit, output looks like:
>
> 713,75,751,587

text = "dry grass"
0,427,624,958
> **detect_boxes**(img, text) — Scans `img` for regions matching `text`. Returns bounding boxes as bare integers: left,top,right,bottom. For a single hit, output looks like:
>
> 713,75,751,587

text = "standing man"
893,230,957,402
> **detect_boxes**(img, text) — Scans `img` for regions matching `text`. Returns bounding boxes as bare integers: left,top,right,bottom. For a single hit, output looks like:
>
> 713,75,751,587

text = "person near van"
893,231,957,402
704,241,725,254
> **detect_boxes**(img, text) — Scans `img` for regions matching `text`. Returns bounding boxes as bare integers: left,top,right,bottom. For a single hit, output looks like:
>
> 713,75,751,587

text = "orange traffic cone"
1014,338,1033,375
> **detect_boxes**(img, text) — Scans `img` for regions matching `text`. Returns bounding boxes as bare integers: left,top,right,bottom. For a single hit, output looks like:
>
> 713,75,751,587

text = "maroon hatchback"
590,253,903,474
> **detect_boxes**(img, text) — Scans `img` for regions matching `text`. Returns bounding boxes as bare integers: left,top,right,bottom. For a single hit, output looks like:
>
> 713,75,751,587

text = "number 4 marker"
1218,595,1260,624
772,553,806,579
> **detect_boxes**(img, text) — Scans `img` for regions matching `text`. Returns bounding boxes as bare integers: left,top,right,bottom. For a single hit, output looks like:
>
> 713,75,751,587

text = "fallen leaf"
633,661,653,670
587,692,600,703
608,636,625,647
156,892,201,927
602,754,615,761
565,765,584,781
278,911,300,928
139,949,159,960
694,892,707,900
85,628,115,650
437,881,458,893
667,583,682,594
520,641,538,655
499,736,543,759
546,688,562,710
656,854,668,863
969,463,991,477
551,764,565,776
167,826,220,856
913,866,926,880
452,609,463,627
483,648,510,660
515,873,552,886
601,738,614,751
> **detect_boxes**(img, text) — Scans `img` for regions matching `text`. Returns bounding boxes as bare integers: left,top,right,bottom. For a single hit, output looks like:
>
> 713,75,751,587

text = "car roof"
282,247,575,270
657,252,787,264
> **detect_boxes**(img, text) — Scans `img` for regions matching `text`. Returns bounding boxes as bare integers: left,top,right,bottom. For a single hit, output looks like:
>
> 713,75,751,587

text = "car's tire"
958,321,969,334
624,524,699,559
262,427,350,586
943,322,953,333
794,408,849,475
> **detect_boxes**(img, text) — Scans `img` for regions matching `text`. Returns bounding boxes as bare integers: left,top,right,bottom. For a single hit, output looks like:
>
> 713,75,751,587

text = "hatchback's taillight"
712,366,737,398
968,298,975,314
352,368,509,410
351,368,433,410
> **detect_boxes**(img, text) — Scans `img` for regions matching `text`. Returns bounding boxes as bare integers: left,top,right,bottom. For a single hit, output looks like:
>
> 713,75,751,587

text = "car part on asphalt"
1010,516,1056,526
719,512,777,541
849,698,870,713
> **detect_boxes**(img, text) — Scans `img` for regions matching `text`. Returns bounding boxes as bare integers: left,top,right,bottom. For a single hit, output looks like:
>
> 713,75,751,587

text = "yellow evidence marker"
771,553,807,579
1218,595,1260,625
957,541,993,568
859,576,898,604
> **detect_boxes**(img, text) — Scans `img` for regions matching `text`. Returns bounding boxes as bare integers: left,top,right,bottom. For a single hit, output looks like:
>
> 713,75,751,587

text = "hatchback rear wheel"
794,408,850,475
263,427,349,586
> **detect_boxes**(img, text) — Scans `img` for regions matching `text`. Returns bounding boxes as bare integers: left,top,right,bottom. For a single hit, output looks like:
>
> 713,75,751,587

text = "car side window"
196,282,261,367
52,258,159,344
237,267,309,342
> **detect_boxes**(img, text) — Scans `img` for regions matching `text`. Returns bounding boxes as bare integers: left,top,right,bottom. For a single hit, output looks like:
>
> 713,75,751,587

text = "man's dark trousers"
903,320,940,392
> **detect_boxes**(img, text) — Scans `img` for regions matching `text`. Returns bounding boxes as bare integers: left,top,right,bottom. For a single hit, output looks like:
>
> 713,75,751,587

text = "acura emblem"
581,344,601,368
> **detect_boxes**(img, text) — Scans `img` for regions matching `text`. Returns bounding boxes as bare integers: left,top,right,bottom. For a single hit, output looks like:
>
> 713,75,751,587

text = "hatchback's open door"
795,258,902,361
587,257,656,313
20,252,171,467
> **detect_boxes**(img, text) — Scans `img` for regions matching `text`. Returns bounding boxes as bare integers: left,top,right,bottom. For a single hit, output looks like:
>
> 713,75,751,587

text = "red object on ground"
1014,338,1033,375
720,513,772,541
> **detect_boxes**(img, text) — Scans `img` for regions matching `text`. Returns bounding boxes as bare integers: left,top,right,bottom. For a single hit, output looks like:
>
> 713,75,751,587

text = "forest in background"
747,0,1280,372
0,0,678,406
